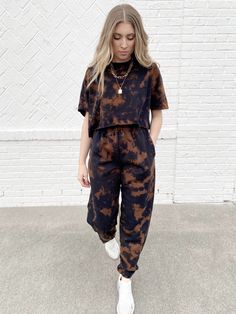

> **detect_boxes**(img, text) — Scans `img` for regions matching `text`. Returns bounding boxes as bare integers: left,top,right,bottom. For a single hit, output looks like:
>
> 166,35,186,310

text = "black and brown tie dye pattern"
78,56,169,278
78,54,169,138
87,125,156,278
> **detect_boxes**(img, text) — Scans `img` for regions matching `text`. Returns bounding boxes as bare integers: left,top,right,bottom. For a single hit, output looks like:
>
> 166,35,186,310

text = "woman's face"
112,22,135,62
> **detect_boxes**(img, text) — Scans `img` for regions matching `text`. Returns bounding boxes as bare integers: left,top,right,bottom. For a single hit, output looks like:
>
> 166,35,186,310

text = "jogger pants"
87,125,156,278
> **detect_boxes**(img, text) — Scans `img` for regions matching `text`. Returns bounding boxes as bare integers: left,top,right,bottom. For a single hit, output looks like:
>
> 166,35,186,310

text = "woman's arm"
78,112,92,187
150,109,163,144
79,112,92,165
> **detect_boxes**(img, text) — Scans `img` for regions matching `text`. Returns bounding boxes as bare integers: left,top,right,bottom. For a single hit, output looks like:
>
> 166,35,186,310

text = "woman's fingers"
77,164,90,187
83,175,90,186
80,174,90,187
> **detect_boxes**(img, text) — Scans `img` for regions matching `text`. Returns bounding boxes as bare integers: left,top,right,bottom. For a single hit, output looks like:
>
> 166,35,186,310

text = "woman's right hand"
77,163,90,188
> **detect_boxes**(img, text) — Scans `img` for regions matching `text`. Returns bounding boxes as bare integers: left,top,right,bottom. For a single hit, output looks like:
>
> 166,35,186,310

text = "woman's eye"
113,36,135,41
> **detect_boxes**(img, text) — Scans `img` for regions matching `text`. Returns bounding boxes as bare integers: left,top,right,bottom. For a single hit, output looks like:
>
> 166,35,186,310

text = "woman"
77,4,169,314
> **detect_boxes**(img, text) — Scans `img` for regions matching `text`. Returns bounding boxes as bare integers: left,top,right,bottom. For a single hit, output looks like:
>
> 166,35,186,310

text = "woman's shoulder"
84,65,94,76
147,61,161,78
149,61,160,70
136,59,160,73
82,66,96,85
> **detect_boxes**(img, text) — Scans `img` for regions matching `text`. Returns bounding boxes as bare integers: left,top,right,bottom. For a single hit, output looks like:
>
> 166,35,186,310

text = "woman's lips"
119,51,128,54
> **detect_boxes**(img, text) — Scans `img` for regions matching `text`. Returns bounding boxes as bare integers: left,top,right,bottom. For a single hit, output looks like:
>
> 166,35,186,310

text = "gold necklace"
110,59,133,94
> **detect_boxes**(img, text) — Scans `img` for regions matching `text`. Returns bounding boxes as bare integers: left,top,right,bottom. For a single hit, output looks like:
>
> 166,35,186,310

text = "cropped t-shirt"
78,55,169,138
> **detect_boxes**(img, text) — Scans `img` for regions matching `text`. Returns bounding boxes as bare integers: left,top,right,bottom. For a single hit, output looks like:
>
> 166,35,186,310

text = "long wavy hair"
86,4,157,98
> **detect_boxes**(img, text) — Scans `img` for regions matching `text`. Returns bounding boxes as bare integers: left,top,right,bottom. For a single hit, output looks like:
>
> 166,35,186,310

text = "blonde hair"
86,4,157,98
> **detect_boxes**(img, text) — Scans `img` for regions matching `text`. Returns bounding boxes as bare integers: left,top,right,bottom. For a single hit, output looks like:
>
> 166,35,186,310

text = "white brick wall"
0,0,235,207
0,130,90,207
174,0,236,203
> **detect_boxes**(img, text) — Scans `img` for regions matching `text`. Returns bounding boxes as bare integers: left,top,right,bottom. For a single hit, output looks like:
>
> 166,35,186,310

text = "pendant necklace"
110,59,133,95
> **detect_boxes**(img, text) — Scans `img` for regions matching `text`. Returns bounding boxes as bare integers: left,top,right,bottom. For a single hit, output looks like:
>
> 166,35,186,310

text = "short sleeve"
150,62,169,110
77,68,90,117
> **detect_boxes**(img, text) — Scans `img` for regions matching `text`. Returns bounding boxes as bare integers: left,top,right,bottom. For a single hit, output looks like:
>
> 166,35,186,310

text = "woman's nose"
121,39,128,48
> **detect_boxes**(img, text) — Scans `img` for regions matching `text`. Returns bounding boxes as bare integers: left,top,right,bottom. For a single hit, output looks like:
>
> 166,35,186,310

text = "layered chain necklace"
110,58,134,95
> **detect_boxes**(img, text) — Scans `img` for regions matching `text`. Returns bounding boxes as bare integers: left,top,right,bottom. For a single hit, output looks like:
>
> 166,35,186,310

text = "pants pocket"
138,127,155,157
146,129,156,157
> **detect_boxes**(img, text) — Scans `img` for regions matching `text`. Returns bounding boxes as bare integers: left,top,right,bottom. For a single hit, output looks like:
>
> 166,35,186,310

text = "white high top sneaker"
104,237,120,260
117,274,135,314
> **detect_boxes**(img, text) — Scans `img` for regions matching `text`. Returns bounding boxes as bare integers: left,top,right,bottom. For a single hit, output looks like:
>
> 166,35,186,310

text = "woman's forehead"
114,21,134,32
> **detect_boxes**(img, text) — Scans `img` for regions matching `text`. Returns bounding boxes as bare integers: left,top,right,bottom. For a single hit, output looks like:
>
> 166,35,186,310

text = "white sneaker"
117,274,135,314
104,237,120,260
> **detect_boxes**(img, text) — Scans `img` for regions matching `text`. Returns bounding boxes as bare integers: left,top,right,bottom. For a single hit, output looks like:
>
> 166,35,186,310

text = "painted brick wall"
174,0,236,202
0,0,235,207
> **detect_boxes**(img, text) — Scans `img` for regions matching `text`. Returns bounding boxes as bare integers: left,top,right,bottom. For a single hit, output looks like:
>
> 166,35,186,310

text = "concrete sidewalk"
0,203,236,314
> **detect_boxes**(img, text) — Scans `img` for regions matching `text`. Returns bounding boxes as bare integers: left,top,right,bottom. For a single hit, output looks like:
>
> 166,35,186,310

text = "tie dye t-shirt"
78,55,169,138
